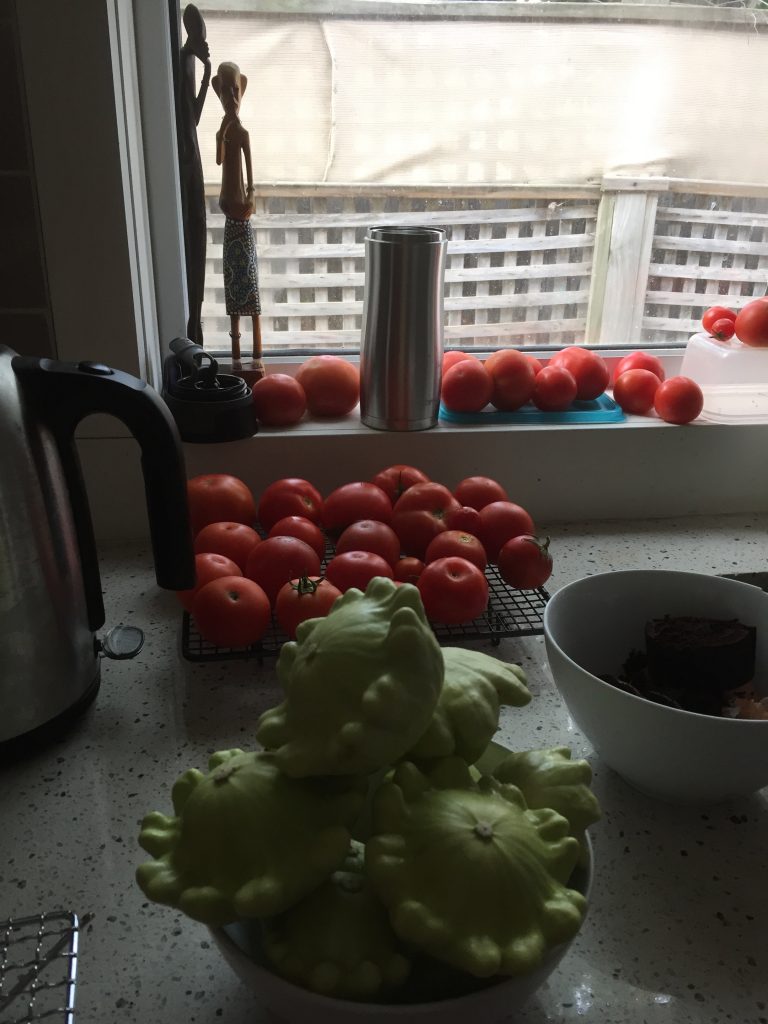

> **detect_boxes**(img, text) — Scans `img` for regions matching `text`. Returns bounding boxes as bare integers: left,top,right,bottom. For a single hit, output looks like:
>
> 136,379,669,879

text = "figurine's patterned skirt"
223,217,261,316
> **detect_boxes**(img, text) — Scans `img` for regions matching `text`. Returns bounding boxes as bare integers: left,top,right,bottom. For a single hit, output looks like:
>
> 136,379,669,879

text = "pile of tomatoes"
180,469,553,650
609,350,703,425
701,299,768,348
251,355,359,427
442,345,707,425
441,347,610,414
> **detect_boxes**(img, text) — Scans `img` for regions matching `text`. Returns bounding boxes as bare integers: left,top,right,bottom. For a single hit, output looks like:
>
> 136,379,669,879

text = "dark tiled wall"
0,0,55,358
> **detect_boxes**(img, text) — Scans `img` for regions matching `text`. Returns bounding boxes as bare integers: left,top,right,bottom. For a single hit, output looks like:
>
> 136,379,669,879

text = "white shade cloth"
198,12,768,187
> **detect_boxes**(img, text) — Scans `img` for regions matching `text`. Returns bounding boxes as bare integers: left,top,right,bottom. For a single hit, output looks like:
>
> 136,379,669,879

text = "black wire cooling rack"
181,557,549,664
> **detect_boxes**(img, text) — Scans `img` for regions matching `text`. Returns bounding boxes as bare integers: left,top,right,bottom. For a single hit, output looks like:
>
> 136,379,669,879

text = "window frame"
12,0,768,543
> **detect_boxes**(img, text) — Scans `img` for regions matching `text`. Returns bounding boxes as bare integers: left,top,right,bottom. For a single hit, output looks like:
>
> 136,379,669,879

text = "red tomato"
484,349,536,411
371,464,430,503
441,360,493,413
550,347,609,401
191,576,271,648
187,474,256,536
268,516,327,560
525,354,543,377
244,535,322,603
295,356,360,416
325,551,394,592
701,305,736,334
735,299,768,348
257,479,323,531
193,522,261,572
478,501,536,561
445,505,482,535
392,482,461,557
251,374,307,427
612,369,661,415
392,482,460,517
711,318,736,341
453,476,508,511
391,511,448,559
335,520,401,567
532,365,577,412
176,552,242,612
418,556,489,624
425,531,487,571
653,376,704,425
274,576,342,639
613,351,665,384
393,556,425,584
322,482,392,532
497,536,553,590
443,350,480,374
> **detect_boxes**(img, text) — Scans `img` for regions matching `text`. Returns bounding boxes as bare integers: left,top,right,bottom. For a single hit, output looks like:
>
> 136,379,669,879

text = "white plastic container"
680,333,768,423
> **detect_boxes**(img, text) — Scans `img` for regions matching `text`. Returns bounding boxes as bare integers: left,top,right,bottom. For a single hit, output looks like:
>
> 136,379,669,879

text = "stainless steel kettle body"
0,345,195,754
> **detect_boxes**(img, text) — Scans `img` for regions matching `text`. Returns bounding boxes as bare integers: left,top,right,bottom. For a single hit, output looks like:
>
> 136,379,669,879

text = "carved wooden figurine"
178,4,210,346
212,61,264,383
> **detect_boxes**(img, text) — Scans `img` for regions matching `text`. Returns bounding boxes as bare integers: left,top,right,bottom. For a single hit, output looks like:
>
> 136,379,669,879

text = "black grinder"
162,338,258,442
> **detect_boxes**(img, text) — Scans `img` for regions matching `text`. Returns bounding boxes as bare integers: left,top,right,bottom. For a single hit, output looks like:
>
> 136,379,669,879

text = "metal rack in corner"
0,911,92,1024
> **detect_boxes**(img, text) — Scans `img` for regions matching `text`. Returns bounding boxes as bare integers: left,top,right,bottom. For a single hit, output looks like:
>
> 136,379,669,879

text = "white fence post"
586,177,667,346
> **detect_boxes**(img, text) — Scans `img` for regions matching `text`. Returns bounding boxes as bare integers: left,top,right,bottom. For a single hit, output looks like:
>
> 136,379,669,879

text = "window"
193,0,768,358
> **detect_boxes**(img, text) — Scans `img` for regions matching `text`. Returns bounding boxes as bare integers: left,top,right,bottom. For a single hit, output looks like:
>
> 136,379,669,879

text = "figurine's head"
182,4,207,58
212,62,248,116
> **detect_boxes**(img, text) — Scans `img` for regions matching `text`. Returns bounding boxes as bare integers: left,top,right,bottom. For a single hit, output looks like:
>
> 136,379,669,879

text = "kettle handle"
12,356,195,632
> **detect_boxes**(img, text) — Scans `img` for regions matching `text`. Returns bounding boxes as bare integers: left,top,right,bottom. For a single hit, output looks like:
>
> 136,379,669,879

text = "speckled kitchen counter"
2,514,768,1024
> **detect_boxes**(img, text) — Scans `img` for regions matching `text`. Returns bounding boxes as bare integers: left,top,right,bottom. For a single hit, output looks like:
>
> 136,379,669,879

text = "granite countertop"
2,514,768,1024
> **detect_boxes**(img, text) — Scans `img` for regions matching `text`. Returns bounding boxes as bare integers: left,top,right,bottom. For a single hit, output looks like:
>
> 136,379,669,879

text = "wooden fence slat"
652,234,768,257
208,233,596,262
652,207,768,229
203,288,592,320
647,263,768,284
208,205,598,231
202,318,589,348
204,261,595,291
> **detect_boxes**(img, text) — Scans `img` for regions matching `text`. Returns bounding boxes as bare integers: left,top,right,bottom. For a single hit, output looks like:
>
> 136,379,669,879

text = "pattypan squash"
366,761,585,978
492,747,601,848
136,749,365,925
256,578,444,777
406,647,531,764
262,840,411,1001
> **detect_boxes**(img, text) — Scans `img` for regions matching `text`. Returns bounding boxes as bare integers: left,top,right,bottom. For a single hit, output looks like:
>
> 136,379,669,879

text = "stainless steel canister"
359,226,447,430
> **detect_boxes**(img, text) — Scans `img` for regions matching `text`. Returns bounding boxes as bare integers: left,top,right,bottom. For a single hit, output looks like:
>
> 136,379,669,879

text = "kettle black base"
0,674,101,765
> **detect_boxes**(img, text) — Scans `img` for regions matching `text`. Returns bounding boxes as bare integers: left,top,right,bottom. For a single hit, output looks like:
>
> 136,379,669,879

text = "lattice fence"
642,192,768,346
202,192,597,354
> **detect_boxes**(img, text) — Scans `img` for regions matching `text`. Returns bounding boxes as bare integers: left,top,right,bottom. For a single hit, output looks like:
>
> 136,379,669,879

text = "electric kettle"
0,345,195,756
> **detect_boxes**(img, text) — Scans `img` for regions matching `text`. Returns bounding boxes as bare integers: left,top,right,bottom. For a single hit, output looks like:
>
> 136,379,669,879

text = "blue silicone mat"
439,392,625,425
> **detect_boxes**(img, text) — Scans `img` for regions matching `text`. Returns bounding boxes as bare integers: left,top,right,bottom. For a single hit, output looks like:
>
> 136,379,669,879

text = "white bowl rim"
212,835,594,1015
543,568,768,728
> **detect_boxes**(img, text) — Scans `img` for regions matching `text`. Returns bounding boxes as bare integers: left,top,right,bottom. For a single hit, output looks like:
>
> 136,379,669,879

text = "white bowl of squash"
137,580,599,1022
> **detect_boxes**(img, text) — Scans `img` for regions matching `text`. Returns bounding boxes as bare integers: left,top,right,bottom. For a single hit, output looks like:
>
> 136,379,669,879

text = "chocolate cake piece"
644,616,756,715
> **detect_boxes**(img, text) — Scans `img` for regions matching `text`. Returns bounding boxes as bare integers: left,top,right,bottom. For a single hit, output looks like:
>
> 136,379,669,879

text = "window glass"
195,1,768,356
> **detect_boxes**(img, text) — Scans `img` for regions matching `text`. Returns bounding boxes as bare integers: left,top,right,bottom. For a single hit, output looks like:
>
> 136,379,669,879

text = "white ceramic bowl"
544,569,768,803
210,840,593,1024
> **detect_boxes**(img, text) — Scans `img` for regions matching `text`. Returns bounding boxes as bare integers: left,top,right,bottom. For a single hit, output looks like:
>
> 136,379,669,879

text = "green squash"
406,648,531,764
136,749,365,925
492,747,601,852
256,578,444,777
367,762,585,978
262,840,411,1001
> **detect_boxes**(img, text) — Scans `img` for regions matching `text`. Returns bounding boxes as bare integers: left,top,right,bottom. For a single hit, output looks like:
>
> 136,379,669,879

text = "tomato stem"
290,575,322,596
524,535,551,555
